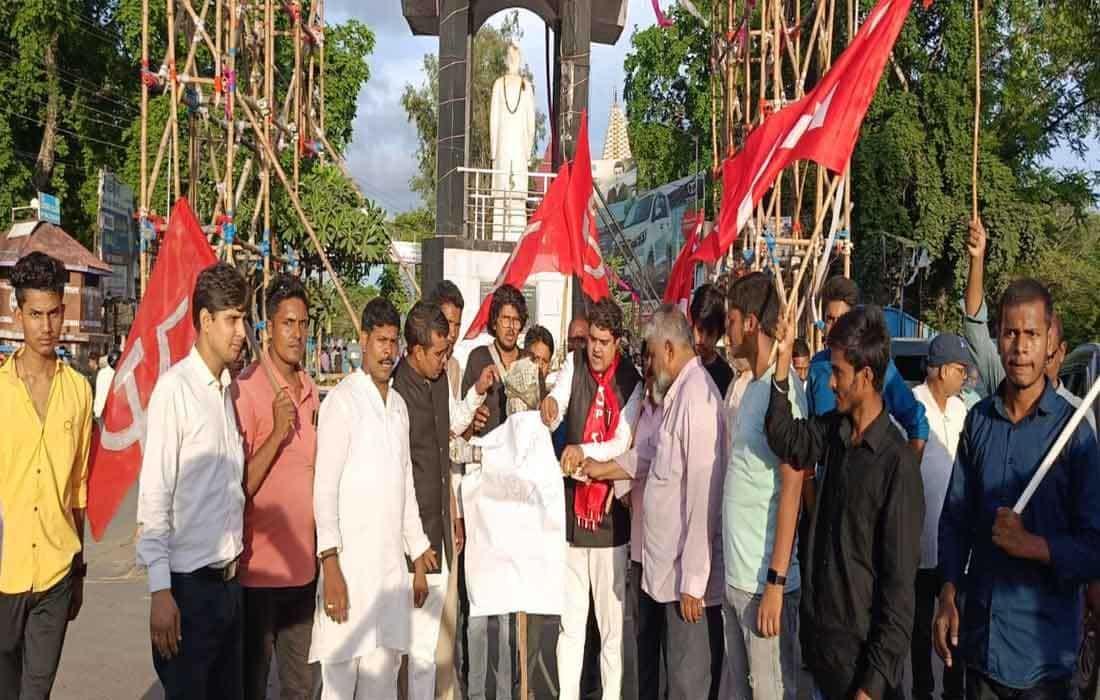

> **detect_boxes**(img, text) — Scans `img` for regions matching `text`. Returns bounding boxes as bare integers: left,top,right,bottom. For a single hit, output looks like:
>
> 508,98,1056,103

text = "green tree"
401,10,548,215
623,3,714,192
850,0,1100,330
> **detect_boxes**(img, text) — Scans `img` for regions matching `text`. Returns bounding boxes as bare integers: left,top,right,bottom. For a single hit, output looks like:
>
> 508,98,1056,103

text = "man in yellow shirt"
0,252,93,699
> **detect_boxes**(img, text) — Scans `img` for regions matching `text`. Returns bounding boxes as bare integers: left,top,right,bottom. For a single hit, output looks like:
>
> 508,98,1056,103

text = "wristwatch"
766,568,787,586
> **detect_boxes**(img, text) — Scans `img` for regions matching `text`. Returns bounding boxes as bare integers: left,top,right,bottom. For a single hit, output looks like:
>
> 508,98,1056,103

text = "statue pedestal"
421,236,569,364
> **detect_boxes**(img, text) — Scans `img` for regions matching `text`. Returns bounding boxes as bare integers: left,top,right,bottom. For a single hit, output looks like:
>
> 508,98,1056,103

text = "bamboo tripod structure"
136,0,385,333
710,0,863,347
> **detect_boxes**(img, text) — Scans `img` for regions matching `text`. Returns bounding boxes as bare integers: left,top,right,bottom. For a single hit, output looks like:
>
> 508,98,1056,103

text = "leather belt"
183,560,238,582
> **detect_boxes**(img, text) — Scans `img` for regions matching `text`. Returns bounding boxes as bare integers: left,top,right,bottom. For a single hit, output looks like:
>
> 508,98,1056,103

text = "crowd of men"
3,212,1100,700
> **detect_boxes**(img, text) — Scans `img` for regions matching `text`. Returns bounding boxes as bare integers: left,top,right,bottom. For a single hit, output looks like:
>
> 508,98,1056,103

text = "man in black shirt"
765,305,923,700
460,284,527,700
691,283,734,397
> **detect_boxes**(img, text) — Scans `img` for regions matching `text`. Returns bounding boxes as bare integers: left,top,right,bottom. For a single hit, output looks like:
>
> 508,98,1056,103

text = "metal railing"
458,166,557,241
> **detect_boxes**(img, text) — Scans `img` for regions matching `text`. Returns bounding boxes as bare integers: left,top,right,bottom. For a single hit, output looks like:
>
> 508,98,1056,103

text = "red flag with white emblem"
564,113,611,302
693,0,919,263
663,209,705,309
86,198,217,540
463,164,575,339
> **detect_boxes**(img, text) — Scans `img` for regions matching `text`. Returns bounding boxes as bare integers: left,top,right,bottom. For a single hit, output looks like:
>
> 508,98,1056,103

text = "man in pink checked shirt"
583,304,726,700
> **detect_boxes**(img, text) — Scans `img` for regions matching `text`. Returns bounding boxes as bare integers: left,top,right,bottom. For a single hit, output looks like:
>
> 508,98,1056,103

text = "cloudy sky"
329,1,1095,215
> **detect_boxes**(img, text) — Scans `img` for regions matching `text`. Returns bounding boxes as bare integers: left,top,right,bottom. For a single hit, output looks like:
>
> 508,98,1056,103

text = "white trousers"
321,647,401,700
406,558,449,700
557,544,628,700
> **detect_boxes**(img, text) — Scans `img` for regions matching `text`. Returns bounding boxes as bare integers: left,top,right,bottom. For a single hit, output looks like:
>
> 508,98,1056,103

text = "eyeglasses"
498,316,523,329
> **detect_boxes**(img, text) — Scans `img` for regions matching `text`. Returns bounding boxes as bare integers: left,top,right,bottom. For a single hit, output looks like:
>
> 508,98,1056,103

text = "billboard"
97,170,137,299
596,172,706,295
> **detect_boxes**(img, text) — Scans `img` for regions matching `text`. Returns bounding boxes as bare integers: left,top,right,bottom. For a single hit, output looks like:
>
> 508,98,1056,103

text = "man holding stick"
936,278,1100,700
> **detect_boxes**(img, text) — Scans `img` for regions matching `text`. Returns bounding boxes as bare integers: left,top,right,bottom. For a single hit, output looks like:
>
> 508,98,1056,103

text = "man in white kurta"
310,298,436,700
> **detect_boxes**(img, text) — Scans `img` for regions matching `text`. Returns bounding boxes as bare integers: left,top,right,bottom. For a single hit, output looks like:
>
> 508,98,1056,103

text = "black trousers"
630,562,666,700
0,573,73,700
913,568,965,700
967,672,1070,700
153,571,243,700
243,581,318,700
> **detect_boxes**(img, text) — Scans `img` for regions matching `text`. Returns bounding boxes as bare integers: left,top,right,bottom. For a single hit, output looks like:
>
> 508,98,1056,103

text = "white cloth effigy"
463,411,566,617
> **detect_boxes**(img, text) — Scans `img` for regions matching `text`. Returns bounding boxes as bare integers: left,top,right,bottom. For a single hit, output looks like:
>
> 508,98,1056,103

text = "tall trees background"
623,0,1100,344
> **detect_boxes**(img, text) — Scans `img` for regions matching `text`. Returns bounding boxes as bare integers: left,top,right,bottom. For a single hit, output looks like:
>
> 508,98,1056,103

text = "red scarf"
574,352,622,530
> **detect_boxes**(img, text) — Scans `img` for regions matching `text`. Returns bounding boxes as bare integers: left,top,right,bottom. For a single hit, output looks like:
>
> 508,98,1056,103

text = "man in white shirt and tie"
136,262,250,699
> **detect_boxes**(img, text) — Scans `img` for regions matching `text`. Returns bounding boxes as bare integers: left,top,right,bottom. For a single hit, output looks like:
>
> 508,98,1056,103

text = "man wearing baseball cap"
909,333,972,700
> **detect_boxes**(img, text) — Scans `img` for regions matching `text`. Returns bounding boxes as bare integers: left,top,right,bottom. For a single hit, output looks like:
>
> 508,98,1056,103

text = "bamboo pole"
263,0,274,332
238,98,360,331
292,0,302,191
140,0,149,297
971,0,981,220
168,0,181,201
223,0,239,265
144,0,211,209
314,131,423,299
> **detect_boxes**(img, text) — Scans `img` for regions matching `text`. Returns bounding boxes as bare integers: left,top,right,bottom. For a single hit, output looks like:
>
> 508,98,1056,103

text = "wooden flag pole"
971,0,981,220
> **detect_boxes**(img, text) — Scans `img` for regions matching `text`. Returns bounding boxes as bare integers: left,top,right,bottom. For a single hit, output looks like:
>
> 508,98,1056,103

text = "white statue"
489,42,536,242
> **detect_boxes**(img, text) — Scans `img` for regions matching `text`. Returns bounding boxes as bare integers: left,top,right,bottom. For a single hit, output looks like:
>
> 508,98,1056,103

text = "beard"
652,369,673,404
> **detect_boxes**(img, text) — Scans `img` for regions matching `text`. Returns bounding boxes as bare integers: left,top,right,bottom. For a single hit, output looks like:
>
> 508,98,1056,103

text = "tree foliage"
0,1,389,297
623,4,713,191
401,10,549,219
624,0,1100,341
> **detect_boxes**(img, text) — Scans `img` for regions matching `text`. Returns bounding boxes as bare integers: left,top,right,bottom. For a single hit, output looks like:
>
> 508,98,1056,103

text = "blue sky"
334,1,1096,215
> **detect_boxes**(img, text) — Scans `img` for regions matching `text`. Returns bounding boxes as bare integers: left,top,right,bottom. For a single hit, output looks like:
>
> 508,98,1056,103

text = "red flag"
564,112,611,302
663,210,705,310
694,0,917,263
464,164,575,339
86,198,217,540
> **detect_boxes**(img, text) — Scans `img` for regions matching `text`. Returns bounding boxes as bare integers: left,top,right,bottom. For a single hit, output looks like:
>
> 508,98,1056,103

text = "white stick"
1014,377,1100,513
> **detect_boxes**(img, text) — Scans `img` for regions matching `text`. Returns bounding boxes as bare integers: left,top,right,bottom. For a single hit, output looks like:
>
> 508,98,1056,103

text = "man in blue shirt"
806,276,928,452
936,278,1100,699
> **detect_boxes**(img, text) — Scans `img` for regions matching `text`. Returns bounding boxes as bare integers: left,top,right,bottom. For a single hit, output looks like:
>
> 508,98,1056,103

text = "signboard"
37,192,61,225
97,171,137,299
597,172,706,293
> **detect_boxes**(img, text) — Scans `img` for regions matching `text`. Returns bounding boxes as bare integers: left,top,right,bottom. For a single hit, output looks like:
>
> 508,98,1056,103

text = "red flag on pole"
86,198,217,540
463,164,575,339
693,0,918,263
662,210,705,309
564,112,611,303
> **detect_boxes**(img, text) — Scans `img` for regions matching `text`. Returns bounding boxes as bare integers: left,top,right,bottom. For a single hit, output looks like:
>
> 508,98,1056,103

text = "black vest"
392,359,452,573
564,349,640,548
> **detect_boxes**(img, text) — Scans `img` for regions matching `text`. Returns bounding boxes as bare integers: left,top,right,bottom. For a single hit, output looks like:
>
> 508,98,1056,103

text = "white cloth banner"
463,411,566,617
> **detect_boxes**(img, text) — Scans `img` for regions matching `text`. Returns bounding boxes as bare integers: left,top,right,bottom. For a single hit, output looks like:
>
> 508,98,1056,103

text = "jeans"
0,572,73,700
721,585,801,700
967,672,1071,700
652,592,724,700
153,571,244,700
